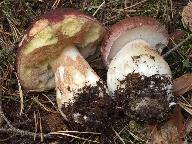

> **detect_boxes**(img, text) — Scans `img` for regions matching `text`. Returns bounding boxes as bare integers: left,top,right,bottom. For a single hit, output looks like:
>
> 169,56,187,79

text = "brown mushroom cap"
101,16,168,67
17,8,105,91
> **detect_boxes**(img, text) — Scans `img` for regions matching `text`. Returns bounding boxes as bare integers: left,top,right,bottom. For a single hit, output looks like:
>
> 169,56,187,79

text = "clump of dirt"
114,73,176,122
62,80,119,133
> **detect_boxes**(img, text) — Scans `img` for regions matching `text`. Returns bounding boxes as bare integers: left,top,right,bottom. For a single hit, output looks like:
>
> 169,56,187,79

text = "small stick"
0,127,52,138
52,0,60,9
112,127,125,144
93,1,105,16
15,72,24,115
0,111,52,138
118,0,147,11
0,97,4,126
124,0,147,10
50,132,100,143
163,34,192,58
0,78,4,126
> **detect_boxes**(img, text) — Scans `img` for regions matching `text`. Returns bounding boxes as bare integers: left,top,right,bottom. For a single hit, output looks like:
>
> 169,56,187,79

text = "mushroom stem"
50,45,105,108
107,39,175,122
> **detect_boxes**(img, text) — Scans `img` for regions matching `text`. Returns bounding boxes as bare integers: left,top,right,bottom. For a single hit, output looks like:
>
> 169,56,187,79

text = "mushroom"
17,9,112,128
101,16,169,67
101,17,176,122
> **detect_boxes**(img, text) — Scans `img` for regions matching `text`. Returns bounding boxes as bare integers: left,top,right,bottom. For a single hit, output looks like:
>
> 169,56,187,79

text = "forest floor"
0,0,192,143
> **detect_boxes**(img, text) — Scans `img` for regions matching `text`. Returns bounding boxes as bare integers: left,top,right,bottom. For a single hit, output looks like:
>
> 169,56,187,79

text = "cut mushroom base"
51,45,113,128
107,39,176,122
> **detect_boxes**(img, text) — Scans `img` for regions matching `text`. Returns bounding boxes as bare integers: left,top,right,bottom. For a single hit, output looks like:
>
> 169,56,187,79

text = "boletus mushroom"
101,16,169,67
101,17,176,122
17,8,113,130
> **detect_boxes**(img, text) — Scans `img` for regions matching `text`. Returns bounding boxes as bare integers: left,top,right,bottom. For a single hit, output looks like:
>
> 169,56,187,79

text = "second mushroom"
101,16,176,122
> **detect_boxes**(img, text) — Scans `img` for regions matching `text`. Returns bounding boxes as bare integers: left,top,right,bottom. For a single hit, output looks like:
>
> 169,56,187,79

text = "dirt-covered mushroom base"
114,73,176,122
62,80,120,133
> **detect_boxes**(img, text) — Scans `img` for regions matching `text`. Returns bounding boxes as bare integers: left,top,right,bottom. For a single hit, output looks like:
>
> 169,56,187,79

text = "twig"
124,0,147,10
0,96,4,126
50,132,100,143
113,125,128,141
163,34,192,57
32,97,55,113
42,94,57,110
52,0,61,9
126,129,145,142
117,0,147,11
55,131,101,135
0,127,52,138
15,72,24,115
39,113,43,142
56,88,69,122
0,78,4,126
112,127,125,144
34,111,38,141
58,107,69,122
0,102,52,139
93,1,105,16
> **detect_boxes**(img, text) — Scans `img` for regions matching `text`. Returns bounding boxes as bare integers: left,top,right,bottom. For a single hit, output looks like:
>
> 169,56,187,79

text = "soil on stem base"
114,73,176,123
62,80,118,133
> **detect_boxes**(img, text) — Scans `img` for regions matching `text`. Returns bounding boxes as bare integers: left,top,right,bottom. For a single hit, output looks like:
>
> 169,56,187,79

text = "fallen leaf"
182,2,192,31
173,74,192,96
146,106,184,144
145,74,192,144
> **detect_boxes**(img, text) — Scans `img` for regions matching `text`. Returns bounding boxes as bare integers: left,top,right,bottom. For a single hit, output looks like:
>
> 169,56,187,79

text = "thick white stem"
51,45,102,108
107,39,172,93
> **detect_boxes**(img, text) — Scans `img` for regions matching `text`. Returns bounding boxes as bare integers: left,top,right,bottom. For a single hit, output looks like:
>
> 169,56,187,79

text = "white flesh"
107,39,172,93
51,45,104,108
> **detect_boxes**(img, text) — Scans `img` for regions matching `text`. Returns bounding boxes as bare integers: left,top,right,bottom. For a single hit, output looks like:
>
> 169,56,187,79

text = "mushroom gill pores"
101,16,176,122
17,8,114,131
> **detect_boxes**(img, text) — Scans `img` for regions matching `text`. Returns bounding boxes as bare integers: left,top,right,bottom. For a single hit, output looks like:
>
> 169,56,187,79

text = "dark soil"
1,0,192,143
114,73,176,123
62,80,121,143
1,94,71,144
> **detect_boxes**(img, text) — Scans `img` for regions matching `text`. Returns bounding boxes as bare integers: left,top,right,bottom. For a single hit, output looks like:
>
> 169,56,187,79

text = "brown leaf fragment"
145,73,192,144
146,106,184,144
173,74,192,96
182,2,192,31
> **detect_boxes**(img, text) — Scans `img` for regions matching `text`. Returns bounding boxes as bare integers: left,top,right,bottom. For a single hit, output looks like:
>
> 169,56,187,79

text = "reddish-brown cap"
101,16,168,67
17,8,105,91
